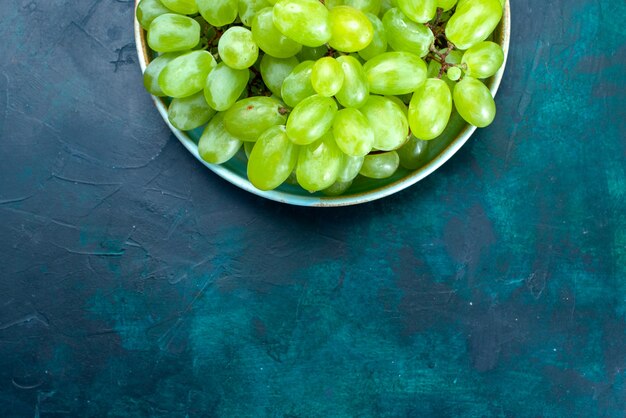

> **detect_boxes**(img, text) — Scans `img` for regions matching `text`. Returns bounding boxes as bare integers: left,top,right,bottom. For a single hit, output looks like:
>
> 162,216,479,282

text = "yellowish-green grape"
453,76,496,127
239,0,271,27
260,55,300,98
204,62,250,111
223,97,288,141
461,41,504,78
143,52,182,96
311,57,344,97
159,51,216,98
218,27,259,70
447,66,462,81
252,7,302,58
446,50,464,65
359,151,400,179
323,180,353,196
137,0,173,29
273,0,331,47
437,0,457,11
281,61,316,107
397,0,436,23
337,154,365,182
286,95,338,145
198,113,243,164
358,13,387,61
345,0,382,14
160,0,198,15
409,78,452,140
397,135,429,170
335,56,369,109
359,95,409,151
363,51,427,95
296,132,343,192
445,0,503,50
383,8,434,58
248,125,299,190
168,91,216,131
196,0,238,27
333,108,375,157
147,14,200,52
328,6,374,52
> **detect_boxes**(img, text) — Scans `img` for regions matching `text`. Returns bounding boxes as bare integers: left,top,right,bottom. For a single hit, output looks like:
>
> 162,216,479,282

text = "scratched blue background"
1,0,625,416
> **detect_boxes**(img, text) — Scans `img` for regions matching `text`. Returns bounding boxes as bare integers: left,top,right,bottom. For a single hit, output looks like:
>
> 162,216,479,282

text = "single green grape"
218,27,259,70
397,135,430,170
159,0,198,15
437,0,457,11
168,91,216,131
143,52,182,96
281,61,316,107
446,50,464,65
461,41,505,78
396,0,436,24
359,151,400,179
239,0,271,27
453,76,496,127
409,78,452,140
328,6,374,53
248,125,300,190
344,0,382,14
252,7,302,58
137,0,173,29
204,62,250,111
223,97,288,141
147,14,200,53
158,50,216,98
333,108,375,157
445,0,503,50
196,0,238,27
273,0,331,47
447,66,462,81
337,154,365,182
335,55,369,109
311,57,344,97
382,8,434,58
359,95,409,151
363,51,427,95
358,13,387,61
260,55,300,98
296,132,343,192
323,180,353,196
198,112,243,165
286,95,338,145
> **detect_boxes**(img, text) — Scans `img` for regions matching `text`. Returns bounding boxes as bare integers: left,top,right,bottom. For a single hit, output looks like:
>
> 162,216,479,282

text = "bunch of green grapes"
137,0,505,194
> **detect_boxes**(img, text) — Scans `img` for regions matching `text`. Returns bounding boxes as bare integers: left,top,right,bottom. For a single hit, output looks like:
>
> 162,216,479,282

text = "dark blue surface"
0,0,625,416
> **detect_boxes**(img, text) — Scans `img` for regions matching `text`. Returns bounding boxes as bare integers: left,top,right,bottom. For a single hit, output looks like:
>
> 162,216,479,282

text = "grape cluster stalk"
138,0,505,194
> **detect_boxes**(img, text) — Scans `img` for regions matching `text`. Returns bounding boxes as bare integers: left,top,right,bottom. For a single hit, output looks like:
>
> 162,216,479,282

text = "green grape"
296,132,343,192
333,108,375,157
297,46,329,61
159,0,198,14
386,94,408,112
457,0,505,9
223,97,289,141
408,78,452,140
396,0,436,23
359,95,409,151
337,154,365,182
445,0,503,50
218,27,259,70
323,180,353,196
198,113,243,165
248,125,299,190
311,57,344,97
273,0,331,47
325,0,344,8
335,56,369,109
447,66,462,81
427,59,442,78
239,0,271,27
382,8,434,58
196,0,238,27
286,95,338,145
252,7,302,58
244,141,255,158
380,0,396,14
328,6,374,53
204,62,250,111
168,91,216,131
143,52,182,96
136,0,173,29
281,61,316,107
260,55,300,98
359,151,400,179
344,0,382,14
437,0,457,11
363,51,427,95
147,14,200,53
159,51,216,98
453,76,496,127
445,50,464,65
461,41,504,78
358,13,387,61
397,135,429,169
